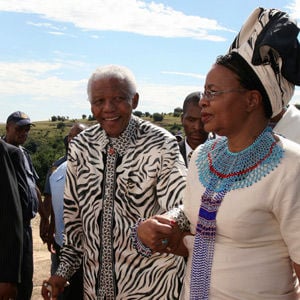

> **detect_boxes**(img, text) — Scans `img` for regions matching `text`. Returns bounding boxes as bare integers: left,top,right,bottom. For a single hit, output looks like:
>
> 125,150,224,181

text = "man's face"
181,103,208,150
6,123,31,146
90,77,138,137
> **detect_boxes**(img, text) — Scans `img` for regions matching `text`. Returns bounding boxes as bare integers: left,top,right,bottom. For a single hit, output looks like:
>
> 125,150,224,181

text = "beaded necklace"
190,126,283,300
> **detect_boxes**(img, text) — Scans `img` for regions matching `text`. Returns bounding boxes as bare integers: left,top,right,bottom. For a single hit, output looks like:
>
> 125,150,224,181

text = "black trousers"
17,226,33,300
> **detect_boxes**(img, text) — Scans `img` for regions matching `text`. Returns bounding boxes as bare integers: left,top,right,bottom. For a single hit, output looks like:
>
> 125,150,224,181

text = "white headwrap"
228,7,300,117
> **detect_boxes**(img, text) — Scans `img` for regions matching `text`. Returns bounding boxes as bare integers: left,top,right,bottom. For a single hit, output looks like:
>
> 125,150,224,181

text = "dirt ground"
31,214,51,300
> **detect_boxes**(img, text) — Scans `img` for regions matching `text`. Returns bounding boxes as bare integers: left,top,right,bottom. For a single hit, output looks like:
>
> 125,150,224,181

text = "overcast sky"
0,0,300,122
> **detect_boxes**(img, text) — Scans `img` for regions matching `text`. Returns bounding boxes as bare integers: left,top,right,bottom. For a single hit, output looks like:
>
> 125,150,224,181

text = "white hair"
87,65,137,102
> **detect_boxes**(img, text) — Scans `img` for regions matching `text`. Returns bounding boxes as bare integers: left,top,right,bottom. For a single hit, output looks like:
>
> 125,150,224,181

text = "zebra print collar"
107,116,139,156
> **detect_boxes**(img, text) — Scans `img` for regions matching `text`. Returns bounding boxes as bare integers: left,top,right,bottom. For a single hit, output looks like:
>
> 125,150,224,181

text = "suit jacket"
178,140,188,167
21,147,39,220
0,140,23,283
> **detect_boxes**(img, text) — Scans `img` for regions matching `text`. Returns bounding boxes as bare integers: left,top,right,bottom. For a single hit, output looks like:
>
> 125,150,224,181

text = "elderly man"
42,65,187,299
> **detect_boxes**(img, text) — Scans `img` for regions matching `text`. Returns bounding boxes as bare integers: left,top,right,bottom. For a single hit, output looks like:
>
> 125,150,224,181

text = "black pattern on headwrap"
228,7,300,117
252,9,300,85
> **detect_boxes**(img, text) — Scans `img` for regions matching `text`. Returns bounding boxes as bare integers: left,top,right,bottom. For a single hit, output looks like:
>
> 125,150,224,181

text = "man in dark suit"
0,140,24,299
4,111,44,299
179,92,209,166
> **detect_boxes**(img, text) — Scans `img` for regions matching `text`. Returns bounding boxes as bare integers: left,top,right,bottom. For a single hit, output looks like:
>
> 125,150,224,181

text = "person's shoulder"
85,123,100,133
75,123,101,141
0,140,18,152
0,139,9,154
53,155,67,167
279,135,300,158
288,104,300,115
178,139,185,147
0,139,8,150
51,160,67,175
1,140,23,158
276,136,300,178
138,117,174,138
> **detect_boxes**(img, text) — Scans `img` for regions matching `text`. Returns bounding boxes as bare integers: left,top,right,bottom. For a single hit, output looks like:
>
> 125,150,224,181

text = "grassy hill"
0,114,182,190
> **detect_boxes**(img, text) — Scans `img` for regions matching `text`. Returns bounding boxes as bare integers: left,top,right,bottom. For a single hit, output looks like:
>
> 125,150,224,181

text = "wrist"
130,218,152,257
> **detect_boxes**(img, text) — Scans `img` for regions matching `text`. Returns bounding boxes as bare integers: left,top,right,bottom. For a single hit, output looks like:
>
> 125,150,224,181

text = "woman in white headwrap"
135,7,300,299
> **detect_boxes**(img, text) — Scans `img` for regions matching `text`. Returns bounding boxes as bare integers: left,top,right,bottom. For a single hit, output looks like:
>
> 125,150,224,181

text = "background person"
178,91,209,166
0,140,23,299
45,123,87,300
3,111,45,300
269,104,300,144
41,64,187,299
40,137,68,249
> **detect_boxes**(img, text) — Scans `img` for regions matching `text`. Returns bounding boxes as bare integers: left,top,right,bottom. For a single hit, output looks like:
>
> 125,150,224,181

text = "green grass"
0,115,182,190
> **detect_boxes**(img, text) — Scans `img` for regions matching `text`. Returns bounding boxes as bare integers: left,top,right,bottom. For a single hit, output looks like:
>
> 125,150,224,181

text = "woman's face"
200,64,250,137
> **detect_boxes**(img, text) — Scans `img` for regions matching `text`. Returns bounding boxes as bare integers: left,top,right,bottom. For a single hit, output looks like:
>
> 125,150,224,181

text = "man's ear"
132,93,139,109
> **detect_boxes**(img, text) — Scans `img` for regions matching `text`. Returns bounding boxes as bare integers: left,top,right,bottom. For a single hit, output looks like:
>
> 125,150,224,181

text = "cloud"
0,0,233,40
0,60,203,121
0,61,86,98
138,83,202,113
161,71,205,80
27,21,66,31
0,60,90,122
286,0,300,18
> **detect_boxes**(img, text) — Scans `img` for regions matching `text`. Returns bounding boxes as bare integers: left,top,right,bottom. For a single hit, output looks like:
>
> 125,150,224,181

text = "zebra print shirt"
56,116,187,299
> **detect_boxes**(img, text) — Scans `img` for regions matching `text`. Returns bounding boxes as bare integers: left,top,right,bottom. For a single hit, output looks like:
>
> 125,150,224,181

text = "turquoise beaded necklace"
190,126,284,299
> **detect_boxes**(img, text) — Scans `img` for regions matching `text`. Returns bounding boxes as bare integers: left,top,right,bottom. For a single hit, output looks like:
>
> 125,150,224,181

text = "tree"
82,114,87,119
173,107,183,117
133,111,143,117
152,113,163,122
57,122,66,130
